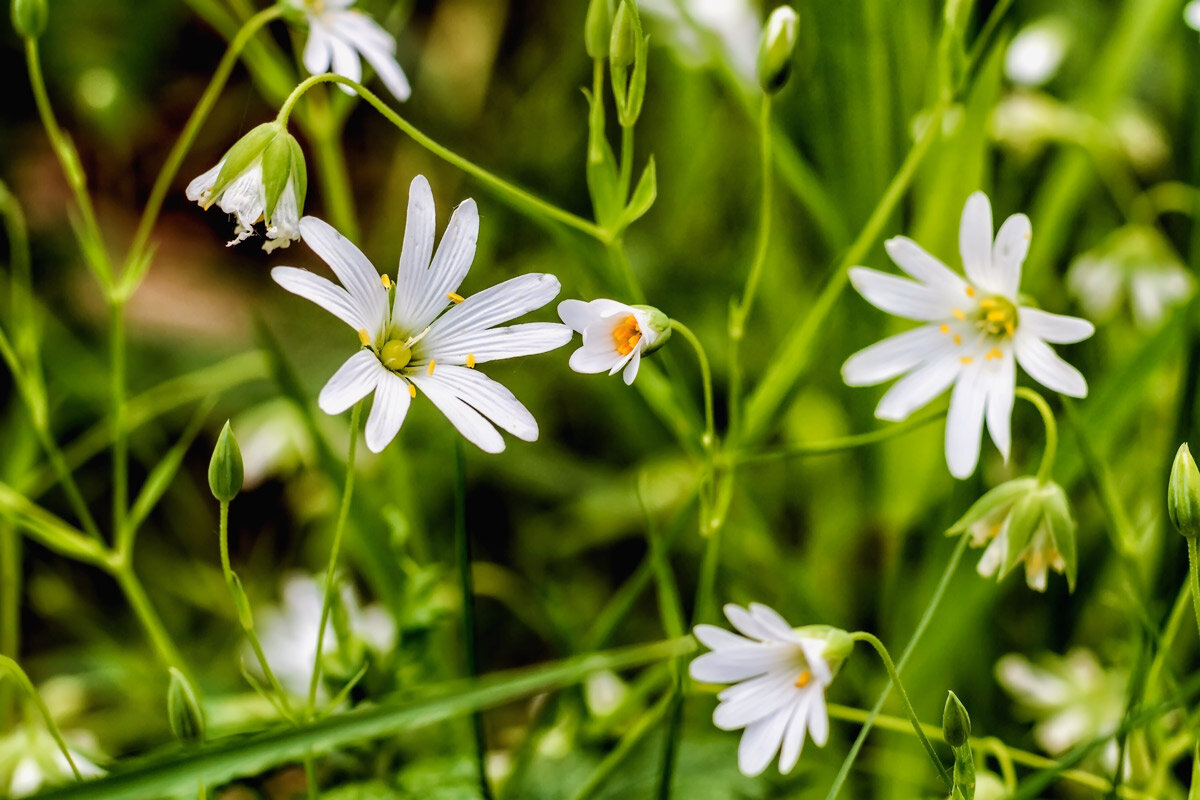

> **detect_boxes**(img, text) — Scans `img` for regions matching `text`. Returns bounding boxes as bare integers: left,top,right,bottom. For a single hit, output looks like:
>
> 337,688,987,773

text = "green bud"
167,668,205,745
609,0,637,68
794,624,854,670
757,6,799,93
585,0,611,59
208,421,244,503
11,0,47,38
634,306,672,354
943,691,971,747
1170,443,1200,539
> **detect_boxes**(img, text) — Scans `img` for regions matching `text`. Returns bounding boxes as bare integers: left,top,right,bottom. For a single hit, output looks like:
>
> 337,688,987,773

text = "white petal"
777,694,812,774
842,325,945,386
1018,307,1095,343
796,638,832,685
985,352,1016,462
327,27,363,92
185,160,222,202
747,603,797,642
416,365,538,441
622,348,642,385
977,531,1007,578
339,14,411,101
364,370,412,453
215,162,267,232
959,192,995,290
272,266,366,331
849,267,953,321
714,671,795,729
423,323,571,365
569,346,621,374
1014,331,1088,397
318,350,384,415
300,217,389,337
393,175,438,322
945,363,989,479
724,603,770,642
875,353,961,421
265,179,301,251
884,237,966,290
424,274,563,344
409,372,506,453
558,298,633,332
807,689,829,746
407,199,480,331
303,21,333,76
992,213,1031,298
693,623,755,651
738,705,792,777
690,649,776,684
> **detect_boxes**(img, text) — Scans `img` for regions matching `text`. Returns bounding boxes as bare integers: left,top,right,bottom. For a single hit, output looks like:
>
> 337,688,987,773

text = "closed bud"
208,421,244,503
757,6,799,93
11,0,47,38
1170,443,1200,539
943,691,971,747
167,668,205,745
585,0,610,59
609,0,638,68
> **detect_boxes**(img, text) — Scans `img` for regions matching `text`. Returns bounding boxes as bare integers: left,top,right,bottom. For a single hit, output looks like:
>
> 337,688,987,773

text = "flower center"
794,669,812,688
612,315,642,356
380,339,412,371
975,295,1018,338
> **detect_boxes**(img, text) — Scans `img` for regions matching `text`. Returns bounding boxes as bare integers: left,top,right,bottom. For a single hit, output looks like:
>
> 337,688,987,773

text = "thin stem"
0,522,18,727
1187,538,1200,646
668,321,715,455
606,240,646,304
732,95,774,335
727,406,944,467
823,535,968,800
276,74,608,242
455,441,494,800
1014,387,1058,483
305,87,359,241
111,300,128,541
306,402,363,714
849,631,951,788
618,124,635,201
124,4,284,274
112,564,189,678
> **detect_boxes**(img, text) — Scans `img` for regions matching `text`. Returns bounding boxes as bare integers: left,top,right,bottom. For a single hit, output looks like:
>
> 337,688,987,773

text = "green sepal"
288,134,308,213
207,122,278,207
167,668,206,746
946,477,1036,536
1041,482,1077,591
583,88,621,228
615,156,656,232
260,132,293,223
635,305,672,355
999,490,1044,579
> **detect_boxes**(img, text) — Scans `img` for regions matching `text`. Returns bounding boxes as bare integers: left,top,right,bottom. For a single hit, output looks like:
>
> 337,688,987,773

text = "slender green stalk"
1188,538,1200,646
606,240,646,304
0,656,83,781
1014,388,1058,483
112,565,189,678
823,535,968,800
0,521,18,727
727,406,945,466
306,402,363,713
618,124,635,201
305,87,360,242
111,300,128,541
668,321,715,456
455,441,494,800
849,631,951,788
276,74,607,242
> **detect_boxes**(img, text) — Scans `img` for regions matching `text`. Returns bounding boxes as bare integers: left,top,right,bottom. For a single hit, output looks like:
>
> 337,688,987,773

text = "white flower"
558,299,669,385
969,506,1065,592
1068,225,1194,329
640,0,761,84
252,573,397,699
842,191,1095,479
689,603,835,777
1,727,103,798
273,176,571,453
289,0,411,102
1186,0,1200,32
1004,20,1068,87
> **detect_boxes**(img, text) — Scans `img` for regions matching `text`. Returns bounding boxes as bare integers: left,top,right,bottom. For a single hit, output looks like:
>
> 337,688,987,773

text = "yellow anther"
1005,322,1015,337
447,292,465,304
939,324,950,334
612,315,643,356
466,354,476,368
952,309,966,320
381,274,392,289
979,298,997,309
960,356,973,364
953,334,962,345
427,360,436,375
986,348,1003,360
986,310,1007,322
965,286,976,298
407,383,416,398
795,670,812,688
357,329,371,347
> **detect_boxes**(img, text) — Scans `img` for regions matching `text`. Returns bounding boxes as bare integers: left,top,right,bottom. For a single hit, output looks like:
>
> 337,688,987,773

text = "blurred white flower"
1068,225,1194,330
558,299,669,386
288,0,411,102
640,0,761,84
1185,0,1200,32
0,722,103,798
842,191,1095,478
1004,20,1068,87
690,603,836,777
252,572,396,700
272,176,571,453
232,399,314,488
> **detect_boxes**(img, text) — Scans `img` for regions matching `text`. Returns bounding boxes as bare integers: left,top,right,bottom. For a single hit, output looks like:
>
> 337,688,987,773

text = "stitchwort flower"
273,176,571,453
558,299,670,385
690,603,851,777
286,0,411,102
842,191,1095,478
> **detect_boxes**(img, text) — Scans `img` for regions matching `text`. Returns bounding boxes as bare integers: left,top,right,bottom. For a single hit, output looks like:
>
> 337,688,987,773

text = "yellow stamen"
612,315,643,356
960,356,973,364
953,334,962,345
381,274,392,289
447,292,465,304
986,310,1007,322
979,298,997,309
952,309,966,320
427,360,436,376
986,347,1003,360
939,324,950,334
407,383,416,398
357,329,371,347
466,354,476,368
965,286,976,297
1005,322,1015,337
795,670,812,688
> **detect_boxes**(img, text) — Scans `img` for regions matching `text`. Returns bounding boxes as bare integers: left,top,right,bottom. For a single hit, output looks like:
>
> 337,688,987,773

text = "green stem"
569,691,674,800
111,299,128,541
618,124,635,201
112,564,189,678
305,87,359,241
823,534,968,800
306,402,363,714
124,4,284,275
606,239,646,304
276,74,607,242
668,321,715,456
0,656,83,781
455,441,494,800
1014,388,1058,483
1187,538,1200,646
727,406,944,467
849,631,951,788
0,522,18,727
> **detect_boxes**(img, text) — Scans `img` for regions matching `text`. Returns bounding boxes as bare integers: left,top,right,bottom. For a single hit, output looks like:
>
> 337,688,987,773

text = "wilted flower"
273,177,571,453
186,122,306,252
842,191,1094,478
1004,19,1068,87
558,299,670,385
690,603,851,777
1068,225,1193,329
287,0,411,102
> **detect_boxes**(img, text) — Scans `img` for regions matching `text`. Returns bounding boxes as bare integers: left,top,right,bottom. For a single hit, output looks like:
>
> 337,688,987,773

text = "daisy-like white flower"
288,0,411,102
187,122,307,252
690,603,850,777
273,176,571,453
558,299,670,385
842,191,1095,479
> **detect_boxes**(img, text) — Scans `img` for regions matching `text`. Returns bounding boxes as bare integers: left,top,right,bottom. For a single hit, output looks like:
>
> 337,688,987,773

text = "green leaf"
0,481,108,566
615,157,656,232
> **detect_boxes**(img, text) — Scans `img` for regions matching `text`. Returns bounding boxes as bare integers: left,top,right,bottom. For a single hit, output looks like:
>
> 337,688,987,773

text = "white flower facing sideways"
842,191,1095,478
558,300,670,385
690,603,845,777
288,0,412,102
273,175,572,453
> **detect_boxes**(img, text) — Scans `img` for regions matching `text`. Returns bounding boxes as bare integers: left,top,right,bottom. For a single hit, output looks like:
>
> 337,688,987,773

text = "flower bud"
208,421,244,503
167,668,205,745
757,6,799,93
585,0,610,59
942,691,971,747
11,0,47,38
1170,444,1200,538
609,0,638,68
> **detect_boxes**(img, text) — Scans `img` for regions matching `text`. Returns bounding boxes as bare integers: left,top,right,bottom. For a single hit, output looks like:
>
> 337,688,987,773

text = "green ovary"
380,339,412,371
